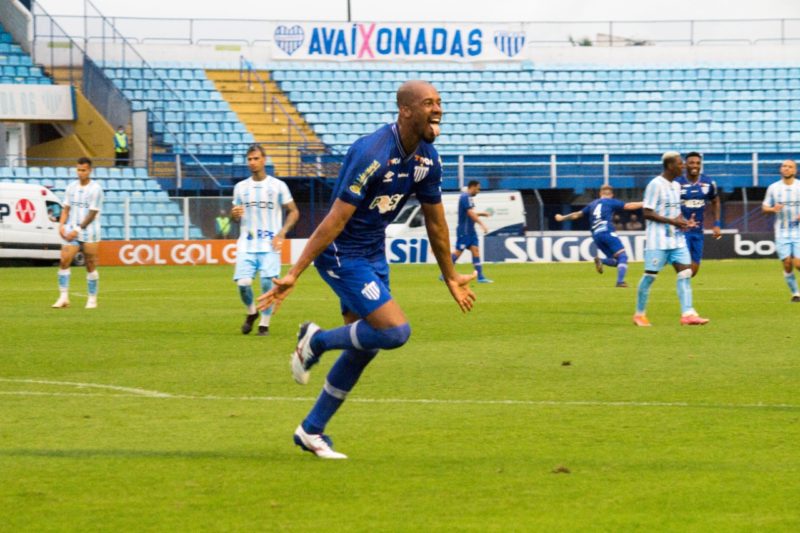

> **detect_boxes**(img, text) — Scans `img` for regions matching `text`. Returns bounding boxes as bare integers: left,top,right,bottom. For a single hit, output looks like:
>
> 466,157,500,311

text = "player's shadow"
0,448,274,460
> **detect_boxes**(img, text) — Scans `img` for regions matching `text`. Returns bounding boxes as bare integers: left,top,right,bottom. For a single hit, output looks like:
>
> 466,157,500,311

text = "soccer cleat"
477,277,494,283
293,425,347,459
257,325,269,336
291,322,321,385
241,312,259,335
85,296,97,309
792,295,800,303
51,295,70,308
616,282,629,288
680,314,710,326
632,314,651,327
594,257,604,274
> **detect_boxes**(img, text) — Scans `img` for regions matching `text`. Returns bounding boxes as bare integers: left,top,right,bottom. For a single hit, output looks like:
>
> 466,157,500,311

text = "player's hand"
673,214,691,230
774,203,784,213
231,205,244,220
272,235,284,252
481,224,489,234
555,214,565,222
712,225,722,239
257,273,296,315
444,270,477,313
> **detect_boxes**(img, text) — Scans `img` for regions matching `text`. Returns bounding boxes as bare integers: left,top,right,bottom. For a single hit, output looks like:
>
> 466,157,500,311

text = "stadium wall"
0,0,32,55
95,233,776,266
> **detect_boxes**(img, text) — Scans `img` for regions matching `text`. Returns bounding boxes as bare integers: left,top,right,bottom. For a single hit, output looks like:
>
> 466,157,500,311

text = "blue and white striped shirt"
643,175,685,250
763,179,800,240
233,176,293,254
63,180,103,243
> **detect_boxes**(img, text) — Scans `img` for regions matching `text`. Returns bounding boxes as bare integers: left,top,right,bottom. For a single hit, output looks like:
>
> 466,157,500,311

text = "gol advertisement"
98,240,297,266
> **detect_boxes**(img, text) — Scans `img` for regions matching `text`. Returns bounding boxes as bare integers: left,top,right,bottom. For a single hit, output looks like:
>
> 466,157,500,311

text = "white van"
0,182,64,261
386,189,526,239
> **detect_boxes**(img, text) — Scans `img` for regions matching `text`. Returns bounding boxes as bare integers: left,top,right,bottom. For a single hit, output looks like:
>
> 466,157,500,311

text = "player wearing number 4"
231,144,299,336
633,152,709,327
762,160,800,302
52,157,103,309
554,185,642,287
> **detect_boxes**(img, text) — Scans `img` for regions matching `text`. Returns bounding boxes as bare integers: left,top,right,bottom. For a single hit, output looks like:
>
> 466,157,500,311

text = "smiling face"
397,81,442,147
686,155,702,179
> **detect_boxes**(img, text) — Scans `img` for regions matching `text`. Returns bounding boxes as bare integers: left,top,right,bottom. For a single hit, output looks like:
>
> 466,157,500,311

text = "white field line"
0,378,798,411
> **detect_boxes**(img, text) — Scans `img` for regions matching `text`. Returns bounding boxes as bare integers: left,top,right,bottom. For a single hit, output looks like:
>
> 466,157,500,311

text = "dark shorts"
456,234,479,250
593,231,625,258
315,254,392,318
684,232,704,264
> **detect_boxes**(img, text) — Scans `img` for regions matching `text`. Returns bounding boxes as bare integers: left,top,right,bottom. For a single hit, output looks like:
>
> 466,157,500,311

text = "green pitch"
1,260,798,531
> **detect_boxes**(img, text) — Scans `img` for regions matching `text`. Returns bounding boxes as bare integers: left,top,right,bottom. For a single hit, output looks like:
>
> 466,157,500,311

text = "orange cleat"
632,314,651,327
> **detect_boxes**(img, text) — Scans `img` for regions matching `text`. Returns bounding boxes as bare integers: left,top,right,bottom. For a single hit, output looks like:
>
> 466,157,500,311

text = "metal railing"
39,14,800,48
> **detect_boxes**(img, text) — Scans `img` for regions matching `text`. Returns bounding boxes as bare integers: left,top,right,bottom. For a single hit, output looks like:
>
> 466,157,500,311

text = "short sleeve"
63,184,72,207
232,184,242,206
762,185,774,208
643,181,657,211
708,180,718,200
415,155,443,204
89,185,103,211
279,180,294,206
580,204,591,218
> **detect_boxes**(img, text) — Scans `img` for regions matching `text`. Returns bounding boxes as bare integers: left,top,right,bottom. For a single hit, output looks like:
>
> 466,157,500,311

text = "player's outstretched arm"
623,202,643,210
257,199,356,314
554,211,583,223
421,202,477,313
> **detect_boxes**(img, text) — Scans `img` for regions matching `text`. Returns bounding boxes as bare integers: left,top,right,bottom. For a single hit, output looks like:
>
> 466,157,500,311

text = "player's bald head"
396,80,435,108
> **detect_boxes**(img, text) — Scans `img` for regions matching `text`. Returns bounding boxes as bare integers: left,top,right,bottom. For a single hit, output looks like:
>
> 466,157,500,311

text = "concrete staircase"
206,69,322,177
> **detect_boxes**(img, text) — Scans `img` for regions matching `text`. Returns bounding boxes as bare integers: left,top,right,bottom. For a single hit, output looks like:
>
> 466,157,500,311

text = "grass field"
1,260,799,531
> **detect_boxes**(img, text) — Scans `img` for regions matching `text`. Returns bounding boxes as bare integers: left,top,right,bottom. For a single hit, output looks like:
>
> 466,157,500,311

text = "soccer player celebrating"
51,157,103,309
258,80,477,459
762,160,800,302
675,151,721,276
231,144,299,336
632,152,709,327
554,185,642,287
451,180,493,283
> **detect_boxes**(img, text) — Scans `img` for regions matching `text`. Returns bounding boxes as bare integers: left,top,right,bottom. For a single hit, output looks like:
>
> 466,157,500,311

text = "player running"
258,80,476,459
554,185,642,287
762,160,800,302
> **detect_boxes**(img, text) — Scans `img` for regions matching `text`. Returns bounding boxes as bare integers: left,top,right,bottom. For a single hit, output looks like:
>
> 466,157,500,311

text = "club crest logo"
361,281,381,301
275,25,305,56
493,31,526,58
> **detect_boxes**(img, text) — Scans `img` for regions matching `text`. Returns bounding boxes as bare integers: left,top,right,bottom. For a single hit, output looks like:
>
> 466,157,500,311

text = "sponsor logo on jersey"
414,155,433,166
388,157,401,165
382,171,395,183
349,160,381,195
369,194,404,214
361,281,381,301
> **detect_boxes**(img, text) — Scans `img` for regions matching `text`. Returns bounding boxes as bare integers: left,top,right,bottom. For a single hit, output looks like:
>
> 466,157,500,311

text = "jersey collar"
391,123,416,163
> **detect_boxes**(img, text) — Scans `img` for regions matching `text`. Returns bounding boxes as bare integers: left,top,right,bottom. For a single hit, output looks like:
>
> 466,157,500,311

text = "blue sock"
451,252,458,263
616,253,628,284
302,349,378,434
601,257,618,267
238,284,254,306
636,273,656,314
473,258,484,278
784,272,799,294
676,273,693,314
57,269,70,293
260,277,273,318
87,271,99,296
311,320,411,355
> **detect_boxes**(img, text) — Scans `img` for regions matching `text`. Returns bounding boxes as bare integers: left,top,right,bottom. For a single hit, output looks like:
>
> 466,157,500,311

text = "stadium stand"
0,166,204,240
0,21,51,85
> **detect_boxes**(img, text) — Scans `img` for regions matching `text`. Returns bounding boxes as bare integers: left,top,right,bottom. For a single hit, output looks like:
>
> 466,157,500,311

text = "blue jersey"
580,198,625,235
675,174,718,234
456,192,476,237
321,123,443,263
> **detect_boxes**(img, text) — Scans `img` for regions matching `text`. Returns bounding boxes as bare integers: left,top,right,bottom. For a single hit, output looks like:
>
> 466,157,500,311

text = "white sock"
259,314,271,327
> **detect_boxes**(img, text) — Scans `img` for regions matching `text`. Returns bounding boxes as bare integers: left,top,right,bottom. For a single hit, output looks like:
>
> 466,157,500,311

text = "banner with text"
270,22,527,61
0,84,75,121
